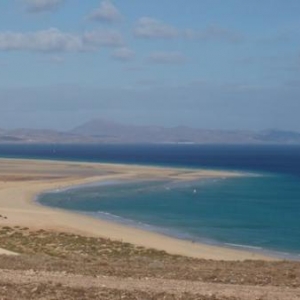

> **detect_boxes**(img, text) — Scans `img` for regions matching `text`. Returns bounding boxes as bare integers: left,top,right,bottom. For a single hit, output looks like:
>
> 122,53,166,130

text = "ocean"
0,144,299,259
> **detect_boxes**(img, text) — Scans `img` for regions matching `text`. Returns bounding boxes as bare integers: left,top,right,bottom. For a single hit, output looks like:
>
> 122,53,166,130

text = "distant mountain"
0,128,95,144
0,119,300,144
255,129,300,143
71,119,169,142
70,119,300,144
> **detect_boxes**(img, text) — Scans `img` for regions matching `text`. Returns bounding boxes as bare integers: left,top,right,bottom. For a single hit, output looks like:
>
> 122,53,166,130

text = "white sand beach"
0,158,274,261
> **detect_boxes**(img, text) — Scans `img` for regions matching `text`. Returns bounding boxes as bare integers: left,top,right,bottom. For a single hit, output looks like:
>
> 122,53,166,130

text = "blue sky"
0,0,299,130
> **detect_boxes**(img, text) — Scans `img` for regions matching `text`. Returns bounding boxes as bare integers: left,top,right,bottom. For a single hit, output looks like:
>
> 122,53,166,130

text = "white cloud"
112,47,135,62
38,55,65,64
0,29,83,52
0,28,124,53
184,25,243,43
134,17,179,39
88,1,122,23
48,55,65,64
147,51,186,64
82,30,124,47
24,0,65,13
134,18,242,43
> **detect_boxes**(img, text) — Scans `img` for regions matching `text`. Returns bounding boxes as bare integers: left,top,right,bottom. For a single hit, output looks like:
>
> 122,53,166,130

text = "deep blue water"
0,143,300,176
1,144,300,258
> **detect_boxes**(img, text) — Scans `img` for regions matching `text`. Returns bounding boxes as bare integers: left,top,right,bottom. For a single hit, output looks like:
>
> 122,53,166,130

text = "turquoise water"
1,144,300,259
39,174,300,259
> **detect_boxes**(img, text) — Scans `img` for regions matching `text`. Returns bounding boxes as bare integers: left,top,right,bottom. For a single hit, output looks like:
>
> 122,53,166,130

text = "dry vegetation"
0,283,238,300
0,226,299,299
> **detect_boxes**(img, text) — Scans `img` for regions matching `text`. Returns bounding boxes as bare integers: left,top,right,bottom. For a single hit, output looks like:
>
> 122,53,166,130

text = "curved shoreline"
0,158,276,261
37,178,298,261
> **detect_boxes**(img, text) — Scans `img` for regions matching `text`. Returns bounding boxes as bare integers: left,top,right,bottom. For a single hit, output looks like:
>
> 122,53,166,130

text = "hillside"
0,119,300,144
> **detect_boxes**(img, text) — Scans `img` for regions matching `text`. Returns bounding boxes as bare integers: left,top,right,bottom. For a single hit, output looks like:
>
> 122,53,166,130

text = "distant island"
0,119,300,144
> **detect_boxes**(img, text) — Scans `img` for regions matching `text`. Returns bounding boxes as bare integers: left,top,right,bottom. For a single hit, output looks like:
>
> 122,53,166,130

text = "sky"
0,0,300,131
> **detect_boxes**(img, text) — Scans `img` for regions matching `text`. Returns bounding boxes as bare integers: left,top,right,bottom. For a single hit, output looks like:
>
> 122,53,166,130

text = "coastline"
0,158,276,261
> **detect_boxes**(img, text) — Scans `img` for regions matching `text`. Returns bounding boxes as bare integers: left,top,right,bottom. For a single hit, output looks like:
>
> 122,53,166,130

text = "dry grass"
0,282,237,300
0,226,299,288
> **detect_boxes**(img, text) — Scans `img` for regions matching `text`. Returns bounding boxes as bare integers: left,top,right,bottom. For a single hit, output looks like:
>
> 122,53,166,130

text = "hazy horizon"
1,117,300,134
0,1,299,131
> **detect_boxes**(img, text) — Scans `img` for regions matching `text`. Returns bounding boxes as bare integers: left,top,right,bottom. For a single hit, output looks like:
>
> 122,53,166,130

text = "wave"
82,210,300,260
224,243,262,250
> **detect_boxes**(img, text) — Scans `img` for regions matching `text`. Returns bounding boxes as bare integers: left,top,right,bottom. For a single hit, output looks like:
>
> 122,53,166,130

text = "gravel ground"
0,227,299,299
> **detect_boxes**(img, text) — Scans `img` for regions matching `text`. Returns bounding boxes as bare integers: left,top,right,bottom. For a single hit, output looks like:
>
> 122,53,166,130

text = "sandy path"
0,249,18,255
0,269,298,300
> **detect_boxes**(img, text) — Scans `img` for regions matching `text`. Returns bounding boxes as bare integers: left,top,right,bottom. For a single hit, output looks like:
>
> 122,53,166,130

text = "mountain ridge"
0,119,300,144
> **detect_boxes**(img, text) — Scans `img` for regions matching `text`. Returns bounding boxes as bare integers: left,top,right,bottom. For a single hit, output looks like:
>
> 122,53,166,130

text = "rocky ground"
0,226,299,300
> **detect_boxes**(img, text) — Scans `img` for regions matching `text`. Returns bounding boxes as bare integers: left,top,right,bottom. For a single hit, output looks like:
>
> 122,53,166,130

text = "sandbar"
0,158,275,261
